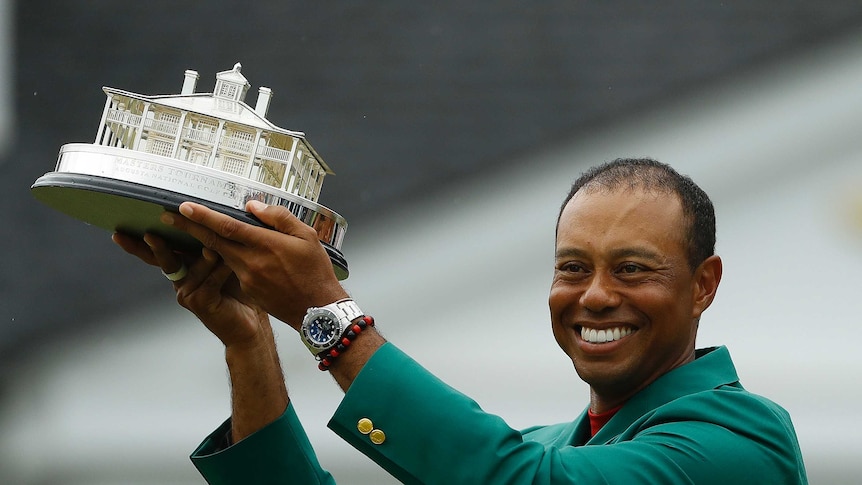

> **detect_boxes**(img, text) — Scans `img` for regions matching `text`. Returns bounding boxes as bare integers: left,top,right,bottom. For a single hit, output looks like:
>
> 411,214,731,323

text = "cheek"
548,291,562,328
548,284,574,319
548,284,579,344
549,315,574,357
548,288,570,328
634,286,694,333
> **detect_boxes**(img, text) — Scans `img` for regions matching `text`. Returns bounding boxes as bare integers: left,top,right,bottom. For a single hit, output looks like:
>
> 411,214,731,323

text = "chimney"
181,70,199,95
255,87,273,117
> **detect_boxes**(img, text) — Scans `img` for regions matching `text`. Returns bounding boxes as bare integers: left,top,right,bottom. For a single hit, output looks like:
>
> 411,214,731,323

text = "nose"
580,272,621,313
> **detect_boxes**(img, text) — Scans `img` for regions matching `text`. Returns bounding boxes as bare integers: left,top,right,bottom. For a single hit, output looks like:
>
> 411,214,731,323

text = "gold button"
369,428,386,445
357,418,373,435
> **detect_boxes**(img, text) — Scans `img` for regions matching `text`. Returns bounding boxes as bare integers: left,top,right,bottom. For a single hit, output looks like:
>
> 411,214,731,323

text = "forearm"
224,300,380,441
225,315,289,442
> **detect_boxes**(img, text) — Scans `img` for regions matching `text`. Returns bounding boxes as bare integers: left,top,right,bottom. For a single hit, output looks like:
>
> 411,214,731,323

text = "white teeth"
580,326,633,344
596,329,608,343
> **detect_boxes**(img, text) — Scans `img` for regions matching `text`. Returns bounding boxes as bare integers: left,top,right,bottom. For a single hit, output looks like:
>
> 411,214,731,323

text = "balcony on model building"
93,63,332,203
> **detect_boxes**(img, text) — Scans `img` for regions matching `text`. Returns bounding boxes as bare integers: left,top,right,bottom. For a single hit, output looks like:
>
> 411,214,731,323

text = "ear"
691,255,722,319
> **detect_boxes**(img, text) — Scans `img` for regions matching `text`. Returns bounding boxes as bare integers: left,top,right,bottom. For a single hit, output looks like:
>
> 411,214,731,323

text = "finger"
143,233,185,274
177,202,264,247
172,247,221,291
112,233,159,267
161,208,244,257
245,200,316,241
195,258,236,296
175,252,235,310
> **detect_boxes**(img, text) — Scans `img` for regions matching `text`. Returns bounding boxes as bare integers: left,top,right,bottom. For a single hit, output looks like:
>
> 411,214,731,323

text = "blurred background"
2,1,862,483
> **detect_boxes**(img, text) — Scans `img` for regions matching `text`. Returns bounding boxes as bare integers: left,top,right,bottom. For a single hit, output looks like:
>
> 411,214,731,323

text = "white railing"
106,109,142,127
144,118,179,136
183,127,216,144
257,145,292,163
220,136,253,154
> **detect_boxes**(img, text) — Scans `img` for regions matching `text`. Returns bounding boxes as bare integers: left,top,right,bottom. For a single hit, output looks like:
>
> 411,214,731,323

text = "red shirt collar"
588,403,624,437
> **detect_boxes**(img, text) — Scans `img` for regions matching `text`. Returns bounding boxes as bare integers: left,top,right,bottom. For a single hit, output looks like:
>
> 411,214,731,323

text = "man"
114,158,808,483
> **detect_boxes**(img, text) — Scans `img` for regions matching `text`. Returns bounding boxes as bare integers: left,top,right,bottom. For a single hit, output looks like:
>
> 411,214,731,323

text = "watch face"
302,308,342,354
308,315,339,347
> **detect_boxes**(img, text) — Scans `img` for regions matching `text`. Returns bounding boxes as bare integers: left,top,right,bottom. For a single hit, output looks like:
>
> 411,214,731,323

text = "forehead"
557,188,686,254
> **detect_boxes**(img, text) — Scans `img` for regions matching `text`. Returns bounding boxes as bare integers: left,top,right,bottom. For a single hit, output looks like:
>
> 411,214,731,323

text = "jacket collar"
580,346,740,445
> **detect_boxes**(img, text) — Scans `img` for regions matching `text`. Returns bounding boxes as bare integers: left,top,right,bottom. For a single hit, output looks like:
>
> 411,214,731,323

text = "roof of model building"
215,62,252,91
101,63,330,172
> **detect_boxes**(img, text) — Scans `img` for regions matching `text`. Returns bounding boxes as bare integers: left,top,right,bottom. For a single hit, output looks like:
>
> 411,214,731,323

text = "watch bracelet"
332,298,364,323
316,298,364,355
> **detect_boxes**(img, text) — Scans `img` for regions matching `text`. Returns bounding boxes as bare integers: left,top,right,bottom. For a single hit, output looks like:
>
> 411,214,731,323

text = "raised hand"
159,200,349,330
111,232,270,350
113,231,289,441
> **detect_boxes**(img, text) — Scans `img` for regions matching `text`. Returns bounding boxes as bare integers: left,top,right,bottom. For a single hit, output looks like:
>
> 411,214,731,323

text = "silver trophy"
31,63,349,279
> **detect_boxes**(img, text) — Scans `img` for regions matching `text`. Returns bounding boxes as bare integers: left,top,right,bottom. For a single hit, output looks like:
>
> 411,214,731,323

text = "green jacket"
191,344,807,484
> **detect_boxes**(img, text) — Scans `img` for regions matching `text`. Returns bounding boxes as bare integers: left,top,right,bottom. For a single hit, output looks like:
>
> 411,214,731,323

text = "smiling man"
551,160,722,418
115,158,808,484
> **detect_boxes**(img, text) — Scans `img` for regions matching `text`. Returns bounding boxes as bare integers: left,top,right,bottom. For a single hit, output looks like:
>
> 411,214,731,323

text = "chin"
573,359,636,390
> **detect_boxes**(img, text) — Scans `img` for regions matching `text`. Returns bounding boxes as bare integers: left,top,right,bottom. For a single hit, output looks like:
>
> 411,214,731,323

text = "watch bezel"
300,307,342,353
300,299,364,357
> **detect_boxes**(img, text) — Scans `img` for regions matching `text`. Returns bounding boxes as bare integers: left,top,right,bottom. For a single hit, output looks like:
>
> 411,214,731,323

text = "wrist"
205,306,272,352
327,326,386,390
224,324,276,358
283,289,351,330
225,331,289,443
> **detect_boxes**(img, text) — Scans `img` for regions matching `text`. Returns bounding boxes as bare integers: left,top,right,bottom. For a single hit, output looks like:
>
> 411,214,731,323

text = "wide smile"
577,325,637,344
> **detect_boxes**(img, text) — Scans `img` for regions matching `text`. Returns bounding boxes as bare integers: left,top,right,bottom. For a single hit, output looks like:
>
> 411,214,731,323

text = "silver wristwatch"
299,299,364,356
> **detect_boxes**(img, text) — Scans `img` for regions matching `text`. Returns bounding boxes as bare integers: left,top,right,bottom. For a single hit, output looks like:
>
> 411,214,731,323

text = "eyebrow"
555,246,664,262
554,247,589,260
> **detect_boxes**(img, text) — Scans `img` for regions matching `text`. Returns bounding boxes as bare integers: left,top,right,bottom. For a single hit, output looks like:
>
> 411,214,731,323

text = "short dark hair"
557,158,716,270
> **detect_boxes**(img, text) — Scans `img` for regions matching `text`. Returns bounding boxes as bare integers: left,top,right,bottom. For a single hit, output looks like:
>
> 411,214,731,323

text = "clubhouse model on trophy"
31,63,350,279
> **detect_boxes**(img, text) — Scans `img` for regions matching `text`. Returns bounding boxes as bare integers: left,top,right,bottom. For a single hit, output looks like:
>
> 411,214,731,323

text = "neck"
589,392,628,415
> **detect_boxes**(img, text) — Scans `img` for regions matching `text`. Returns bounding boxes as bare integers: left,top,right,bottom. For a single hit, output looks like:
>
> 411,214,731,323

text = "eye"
619,263,641,274
559,262,587,273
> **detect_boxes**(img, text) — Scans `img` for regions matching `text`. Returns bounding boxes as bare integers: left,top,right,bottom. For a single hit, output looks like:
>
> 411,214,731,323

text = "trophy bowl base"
31,172,349,280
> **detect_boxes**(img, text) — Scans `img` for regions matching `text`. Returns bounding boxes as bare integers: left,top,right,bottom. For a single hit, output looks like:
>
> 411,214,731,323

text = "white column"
312,169,324,202
131,102,151,151
245,129,263,179
208,120,226,169
299,154,314,198
94,95,113,145
170,111,188,159
281,137,299,191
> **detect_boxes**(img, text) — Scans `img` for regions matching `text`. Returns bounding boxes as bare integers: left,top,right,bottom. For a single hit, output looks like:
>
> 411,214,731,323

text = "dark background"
4,1,862,364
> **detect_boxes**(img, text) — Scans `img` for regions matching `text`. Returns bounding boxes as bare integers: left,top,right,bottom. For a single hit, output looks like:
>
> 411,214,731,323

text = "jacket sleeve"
327,343,807,485
190,402,335,485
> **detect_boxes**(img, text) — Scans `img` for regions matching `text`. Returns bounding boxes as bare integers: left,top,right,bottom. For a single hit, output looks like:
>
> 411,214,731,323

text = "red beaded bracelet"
318,315,375,371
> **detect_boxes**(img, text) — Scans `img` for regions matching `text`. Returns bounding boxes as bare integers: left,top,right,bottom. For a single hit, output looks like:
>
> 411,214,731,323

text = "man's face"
549,187,719,408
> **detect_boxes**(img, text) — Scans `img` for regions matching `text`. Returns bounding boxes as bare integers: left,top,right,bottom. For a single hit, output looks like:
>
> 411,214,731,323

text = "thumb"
246,200,311,239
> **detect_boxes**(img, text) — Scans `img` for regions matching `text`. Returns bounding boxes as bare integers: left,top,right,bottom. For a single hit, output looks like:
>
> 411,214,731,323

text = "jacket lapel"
585,346,739,445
